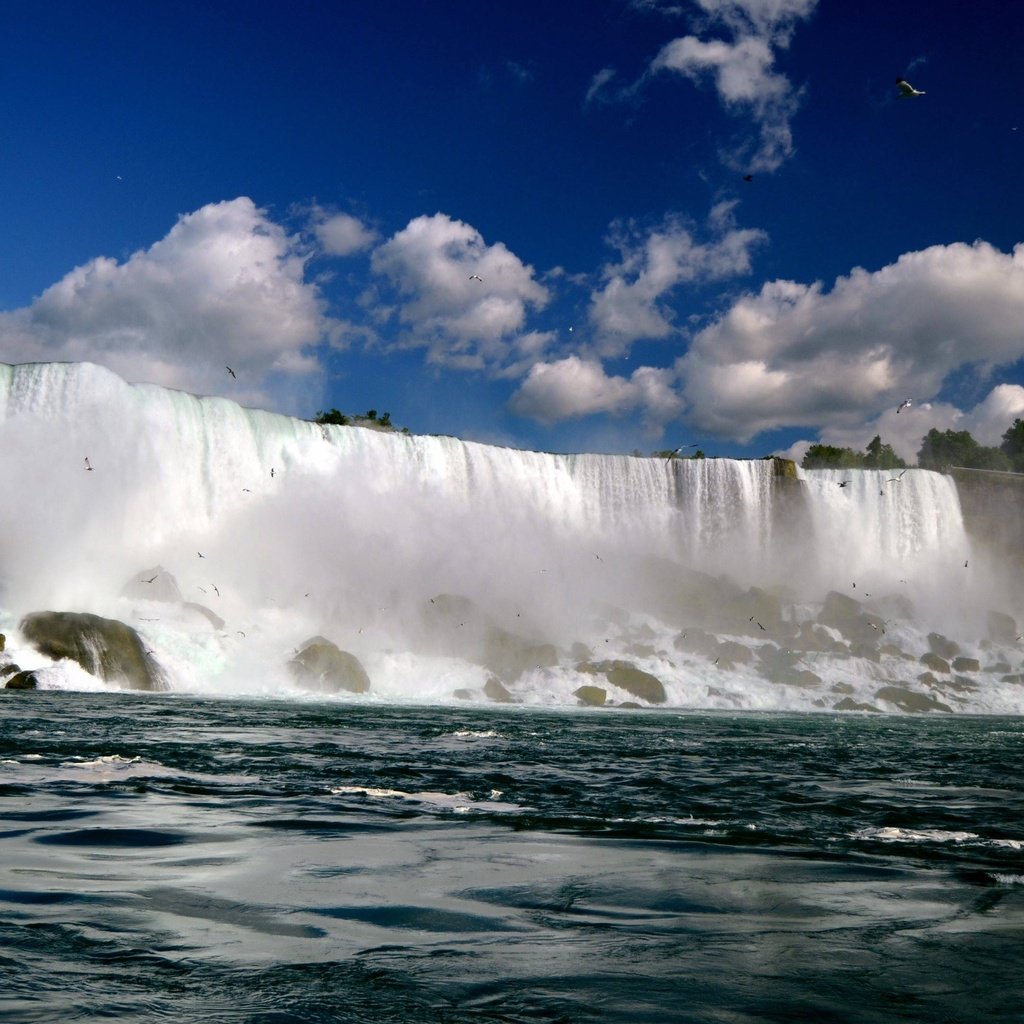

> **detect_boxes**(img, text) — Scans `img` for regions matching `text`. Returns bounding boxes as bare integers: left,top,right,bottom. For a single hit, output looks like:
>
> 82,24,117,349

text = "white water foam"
0,360,1020,713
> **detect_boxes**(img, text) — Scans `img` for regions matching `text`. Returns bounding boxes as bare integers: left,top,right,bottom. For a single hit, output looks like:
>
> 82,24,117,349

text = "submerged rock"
874,685,952,714
288,637,370,694
20,611,166,691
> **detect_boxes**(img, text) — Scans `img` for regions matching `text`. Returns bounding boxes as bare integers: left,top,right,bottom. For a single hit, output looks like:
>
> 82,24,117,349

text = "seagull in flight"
838,480,851,488
83,457,94,471
896,398,913,413
226,366,237,379
142,574,159,584
670,444,700,456
468,274,483,282
887,470,908,482
896,78,925,98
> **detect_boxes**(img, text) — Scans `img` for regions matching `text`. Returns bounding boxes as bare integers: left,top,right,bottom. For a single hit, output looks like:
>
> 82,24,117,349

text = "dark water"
2,692,1023,1023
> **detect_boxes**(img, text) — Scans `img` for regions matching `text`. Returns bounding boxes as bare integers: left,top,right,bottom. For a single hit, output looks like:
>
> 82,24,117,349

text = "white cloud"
585,67,618,105
0,198,331,407
508,356,683,433
648,0,817,171
312,209,378,256
370,213,549,371
588,208,766,355
678,241,1024,443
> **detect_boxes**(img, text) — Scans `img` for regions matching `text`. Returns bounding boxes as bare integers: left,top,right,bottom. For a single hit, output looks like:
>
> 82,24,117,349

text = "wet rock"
288,637,370,694
122,567,182,603
874,686,953,713
920,652,951,674
946,675,977,694
831,682,855,695
0,663,20,677
20,611,166,691
833,697,881,712
574,685,607,707
792,622,847,655
180,602,225,631
927,632,960,661
483,676,516,703
577,659,666,704
617,702,643,710
5,670,40,690
570,642,593,661
719,586,785,637
848,640,882,663
987,610,1018,645
817,591,884,645
717,640,754,665
0,633,5,652
673,628,720,659
951,656,981,673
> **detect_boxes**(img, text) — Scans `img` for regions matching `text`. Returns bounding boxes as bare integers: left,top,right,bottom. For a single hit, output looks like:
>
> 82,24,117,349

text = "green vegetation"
1001,418,1024,472
917,428,1010,471
802,436,906,471
314,408,350,426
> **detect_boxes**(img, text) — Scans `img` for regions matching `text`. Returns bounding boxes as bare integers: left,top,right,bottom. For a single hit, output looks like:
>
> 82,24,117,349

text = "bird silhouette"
226,366,236,379
896,77,925,98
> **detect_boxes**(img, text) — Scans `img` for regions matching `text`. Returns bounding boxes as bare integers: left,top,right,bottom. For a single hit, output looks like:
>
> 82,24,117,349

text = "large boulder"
578,659,666,704
422,593,558,681
20,611,166,691
5,670,40,690
122,567,182,603
874,685,952,714
288,637,370,694
987,610,1018,645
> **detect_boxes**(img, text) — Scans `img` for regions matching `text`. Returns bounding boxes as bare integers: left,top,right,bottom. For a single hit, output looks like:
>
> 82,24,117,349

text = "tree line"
801,419,1024,473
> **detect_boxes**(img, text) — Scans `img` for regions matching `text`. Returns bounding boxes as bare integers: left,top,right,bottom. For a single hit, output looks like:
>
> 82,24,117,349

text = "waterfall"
0,361,1018,712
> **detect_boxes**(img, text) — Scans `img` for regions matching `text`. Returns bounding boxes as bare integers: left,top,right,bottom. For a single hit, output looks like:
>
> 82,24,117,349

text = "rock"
0,663,20,677
452,688,478,701
483,676,516,703
575,659,667,703
20,611,166,691
122,566,183,603
927,632,959,661
570,642,593,661
918,671,940,688
673,628,720,659
874,686,953,713
833,697,881,712
848,640,881,663
920,652,950,674
719,586,785,636
0,633,5,652
816,591,883,645
717,640,754,665
5,670,40,690
603,661,666,704
288,637,369,694
831,682,855,695
181,602,225,631
574,685,607,707
946,675,977,694
793,622,847,655
951,656,981,673
617,702,643,710
986,610,1018,645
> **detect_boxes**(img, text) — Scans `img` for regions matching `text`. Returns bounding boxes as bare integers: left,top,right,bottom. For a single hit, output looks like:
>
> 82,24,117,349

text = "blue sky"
2,0,1023,460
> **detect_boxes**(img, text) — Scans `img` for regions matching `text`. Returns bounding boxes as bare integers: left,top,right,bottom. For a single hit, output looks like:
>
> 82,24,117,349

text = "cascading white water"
0,361,1019,712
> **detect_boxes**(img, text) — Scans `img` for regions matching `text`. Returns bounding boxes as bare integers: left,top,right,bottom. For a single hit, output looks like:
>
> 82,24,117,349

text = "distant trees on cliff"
802,435,906,471
801,420,1024,472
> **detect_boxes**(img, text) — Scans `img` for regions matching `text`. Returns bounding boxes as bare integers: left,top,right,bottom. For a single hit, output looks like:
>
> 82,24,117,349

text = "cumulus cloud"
508,355,683,434
648,0,817,171
588,205,766,355
679,240,1024,443
370,213,550,371
311,208,378,256
0,198,332,407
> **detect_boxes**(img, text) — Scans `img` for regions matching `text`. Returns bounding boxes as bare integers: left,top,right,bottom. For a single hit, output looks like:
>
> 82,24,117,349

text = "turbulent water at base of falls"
1,360,1022,713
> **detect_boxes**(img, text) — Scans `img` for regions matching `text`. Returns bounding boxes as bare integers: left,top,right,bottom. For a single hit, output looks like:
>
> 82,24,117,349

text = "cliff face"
949,467,1024,568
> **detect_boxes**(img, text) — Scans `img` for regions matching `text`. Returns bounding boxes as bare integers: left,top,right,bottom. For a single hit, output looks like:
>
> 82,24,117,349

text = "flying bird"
896,78,925,98
838,480,850,488
211,584,220,596
197,552,205,558
226,366,236,379
896,399,913,413
742,174,753,183
83,457,94,471
142,574,159,584
468,274,483,282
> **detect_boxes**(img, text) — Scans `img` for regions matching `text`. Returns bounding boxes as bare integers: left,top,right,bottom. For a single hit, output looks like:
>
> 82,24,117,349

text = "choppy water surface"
2,693,1023,1023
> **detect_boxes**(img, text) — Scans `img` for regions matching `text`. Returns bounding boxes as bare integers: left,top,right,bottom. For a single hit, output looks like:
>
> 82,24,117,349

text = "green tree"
801,444,863,470
862,435,907,470
364,409,378,421
917,428,1010,471
314,408,350,426
1001,418,1024,472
